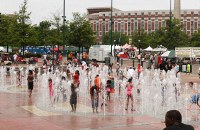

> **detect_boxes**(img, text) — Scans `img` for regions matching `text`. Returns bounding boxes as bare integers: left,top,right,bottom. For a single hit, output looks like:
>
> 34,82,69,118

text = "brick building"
87,8,200,43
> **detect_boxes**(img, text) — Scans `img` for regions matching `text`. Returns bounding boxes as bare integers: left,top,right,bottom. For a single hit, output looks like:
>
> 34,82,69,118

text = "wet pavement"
0,61,200,130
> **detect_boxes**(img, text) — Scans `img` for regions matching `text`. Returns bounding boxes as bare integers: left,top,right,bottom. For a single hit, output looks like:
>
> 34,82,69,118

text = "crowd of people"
1,49,199,129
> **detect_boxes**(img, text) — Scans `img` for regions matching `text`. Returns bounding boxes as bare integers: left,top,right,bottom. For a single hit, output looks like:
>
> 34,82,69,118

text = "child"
188,82,200,109
125,77,134,111
27,70,34,97
90,85,99,113
106,80,112,101
17,71,23,87
48,78,53,105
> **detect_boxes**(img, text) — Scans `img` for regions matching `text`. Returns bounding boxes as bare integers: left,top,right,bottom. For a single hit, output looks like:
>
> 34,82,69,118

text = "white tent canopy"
152,45,167,52
161,51,170,57
0,47,4,51
144,46,153,51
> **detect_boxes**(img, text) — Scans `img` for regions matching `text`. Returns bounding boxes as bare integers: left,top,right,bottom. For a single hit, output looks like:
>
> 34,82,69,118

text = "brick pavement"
0,59,199,130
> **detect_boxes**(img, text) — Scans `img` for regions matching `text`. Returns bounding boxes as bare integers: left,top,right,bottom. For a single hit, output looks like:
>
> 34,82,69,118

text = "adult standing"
27,70,34,97
42,52,47,65
59,53,63,65
13,53,18,65
70,74,79,112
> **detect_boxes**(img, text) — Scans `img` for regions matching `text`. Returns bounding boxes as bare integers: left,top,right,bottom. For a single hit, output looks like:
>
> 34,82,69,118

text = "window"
121,21,124,33
148,21,151,32
102,21,105,35
155,21,158,31
141,21,145,30
109,21,111,31
183,21,187,33
128,22,131,36
114,21,118,32
191,21,194,34
162,21,165,27
134,13,137,20
134,21,138,31
96,22,99,36
102,14,105,21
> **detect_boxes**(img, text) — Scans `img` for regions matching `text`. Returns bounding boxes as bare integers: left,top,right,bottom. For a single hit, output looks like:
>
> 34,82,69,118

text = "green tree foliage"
102,32,129,45
68,12,95,49
15,0,32,52
50,13,62,46
190,29,200,47
131,19,190,49
36,21,52,46
165,19,189,49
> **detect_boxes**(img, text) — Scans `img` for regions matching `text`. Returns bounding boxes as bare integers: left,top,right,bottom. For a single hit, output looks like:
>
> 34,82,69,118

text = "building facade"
87,8,200,43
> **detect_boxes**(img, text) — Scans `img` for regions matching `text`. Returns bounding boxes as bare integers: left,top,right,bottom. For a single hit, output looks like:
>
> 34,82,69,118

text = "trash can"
105,57,110,65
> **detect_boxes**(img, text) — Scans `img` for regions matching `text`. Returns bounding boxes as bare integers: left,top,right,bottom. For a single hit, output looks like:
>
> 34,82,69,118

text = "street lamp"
110,0,113,56
138,40,141,54
114,40,116,57
138,40,141,63
169,0,172,49
62,0,66,57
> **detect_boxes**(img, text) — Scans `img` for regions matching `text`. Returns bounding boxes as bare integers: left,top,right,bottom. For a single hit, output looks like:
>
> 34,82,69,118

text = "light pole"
114,39,116,57
110,0,113,56
138,40,141,63
62,0,66,57
169,0,172,49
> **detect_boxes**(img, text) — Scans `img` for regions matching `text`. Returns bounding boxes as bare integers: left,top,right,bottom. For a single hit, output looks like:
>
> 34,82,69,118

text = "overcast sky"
1,0,199,25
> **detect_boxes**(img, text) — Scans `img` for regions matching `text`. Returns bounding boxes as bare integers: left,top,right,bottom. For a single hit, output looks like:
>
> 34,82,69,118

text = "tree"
0,14,19,52
102,32,129,46
15,0,31,55
36,20,52,46
68,12,95,50
165,19,189,49
190,29,200,47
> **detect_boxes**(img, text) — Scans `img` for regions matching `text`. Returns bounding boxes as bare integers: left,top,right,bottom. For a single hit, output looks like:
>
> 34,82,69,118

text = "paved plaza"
0,61,200,130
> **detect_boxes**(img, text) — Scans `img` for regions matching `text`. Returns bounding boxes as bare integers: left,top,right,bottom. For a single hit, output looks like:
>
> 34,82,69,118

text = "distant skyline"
1,0,200,25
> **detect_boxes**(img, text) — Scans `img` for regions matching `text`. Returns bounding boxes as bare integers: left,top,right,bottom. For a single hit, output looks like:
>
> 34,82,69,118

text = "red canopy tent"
117,52,129,58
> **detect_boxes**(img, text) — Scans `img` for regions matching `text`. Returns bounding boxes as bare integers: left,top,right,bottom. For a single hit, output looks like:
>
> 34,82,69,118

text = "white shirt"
43,54,47,60
13,54,18,60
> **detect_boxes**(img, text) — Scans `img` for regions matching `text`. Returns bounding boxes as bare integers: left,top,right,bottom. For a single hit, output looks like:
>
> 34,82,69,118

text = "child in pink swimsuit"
125,77,134,111
48,78,53,104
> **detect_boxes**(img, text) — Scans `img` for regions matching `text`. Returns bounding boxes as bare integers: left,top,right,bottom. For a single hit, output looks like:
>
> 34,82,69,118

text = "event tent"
144,46,153,51
161,50,175,58
152,45,167,52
